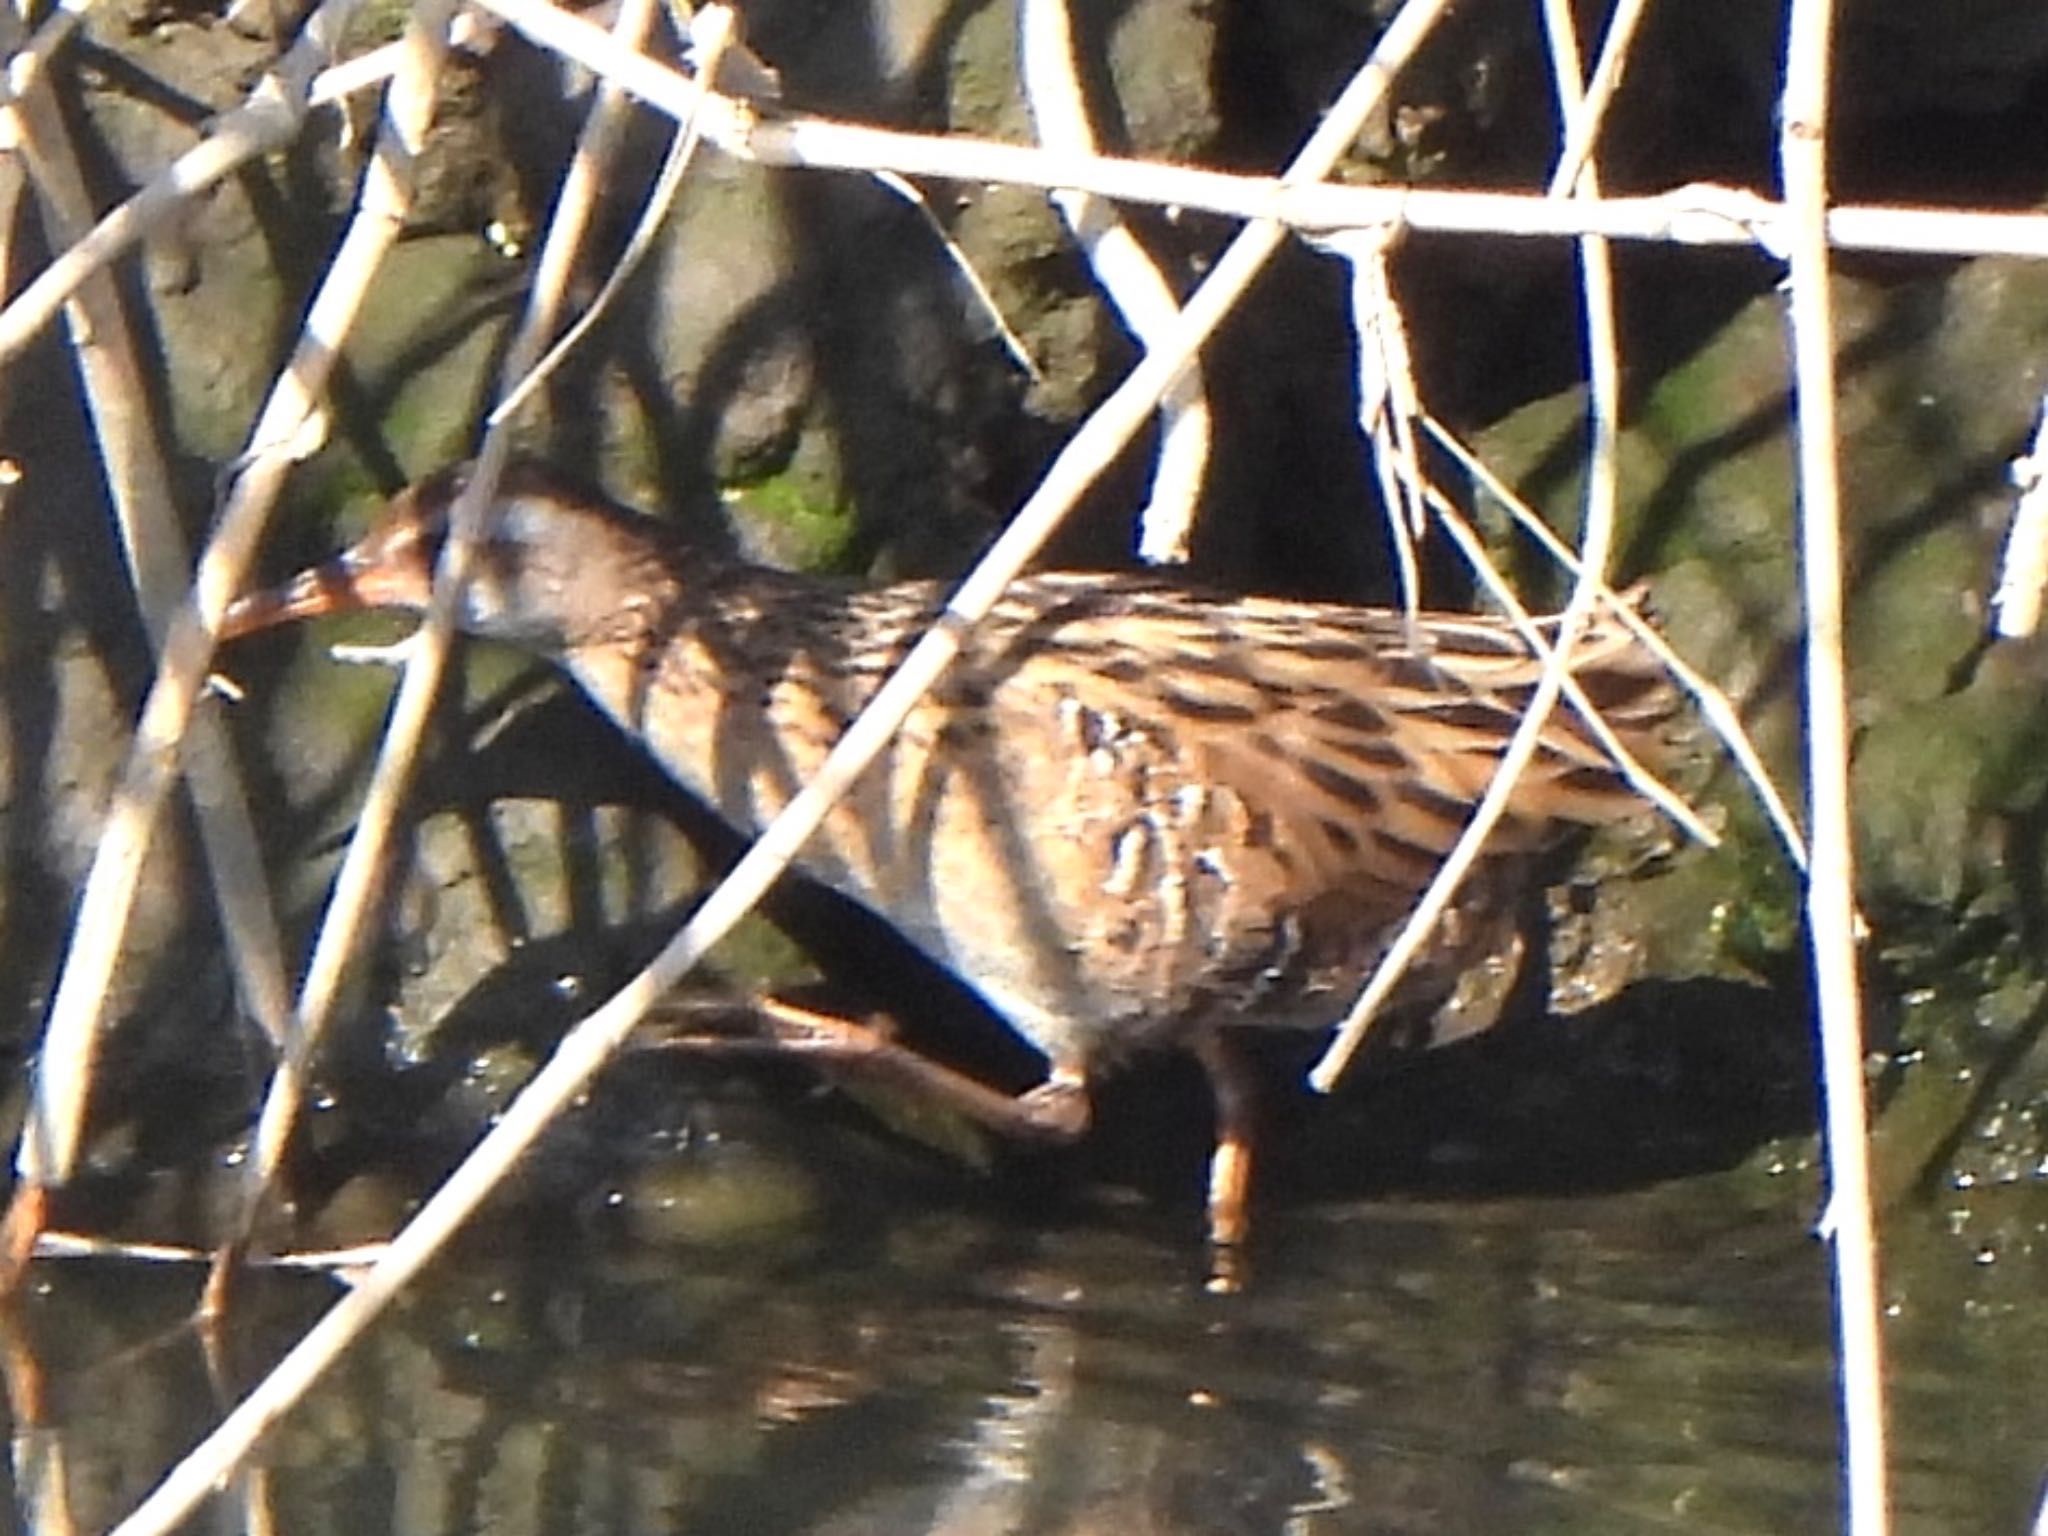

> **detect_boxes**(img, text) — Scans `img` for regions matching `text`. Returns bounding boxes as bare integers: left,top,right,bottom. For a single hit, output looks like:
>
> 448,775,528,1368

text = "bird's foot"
1014,1068,1093,1142
705,996,1094,1148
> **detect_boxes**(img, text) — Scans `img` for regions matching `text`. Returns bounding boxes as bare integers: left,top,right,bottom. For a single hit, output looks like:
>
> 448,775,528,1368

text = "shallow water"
9,1171,2045,1536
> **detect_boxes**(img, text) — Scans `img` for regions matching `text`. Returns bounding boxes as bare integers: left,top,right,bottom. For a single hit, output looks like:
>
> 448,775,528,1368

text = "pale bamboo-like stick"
1309,226,1427,619
1421,489,1713,846
511,0,2048,272
1312,0,1633,1090
0,20,294,1056
1545,0,1652,196
211,0,528,1287
306,9,496,106
35,1230,388,1272
0,19,298,1288
478,0,2048,270
1781,2,1891,1533
490,0,715,426
10,0,403,1219
0,0,97,138
223,0,686,1281
1992,396,2048,639
0,0,366,365
745,124,2048,260
1427,418,1806,871
1018,0,1211,564
1546,0,1628,727
108,11,1463,1531
869,169,1043,383
10,30,2048,375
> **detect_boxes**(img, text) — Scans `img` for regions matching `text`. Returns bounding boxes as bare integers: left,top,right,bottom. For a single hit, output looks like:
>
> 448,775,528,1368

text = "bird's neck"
547,558,860,826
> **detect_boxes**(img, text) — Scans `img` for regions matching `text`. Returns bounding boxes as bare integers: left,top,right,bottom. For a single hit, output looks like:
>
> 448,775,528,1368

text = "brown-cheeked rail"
224,463,1678,1264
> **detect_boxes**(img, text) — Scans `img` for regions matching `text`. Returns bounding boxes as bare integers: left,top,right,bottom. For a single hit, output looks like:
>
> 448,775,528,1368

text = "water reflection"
5,1183,2045,1535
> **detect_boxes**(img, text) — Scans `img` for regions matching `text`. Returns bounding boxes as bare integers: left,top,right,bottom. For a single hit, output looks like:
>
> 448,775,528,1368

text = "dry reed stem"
1361,242,1429,613
0,1306,66,1536
1545,0,1650,196
0,8,295,1060
1428,419,1804,868
214,0,539,1283
107,11,1458,1530
0,0,367,365
1421,493,1709,843
0,157,20,343
37,1230,387,1271
1019,0,1211,564
1311,0,1634,1091
11,0,398,1214
0,0,98,138
472,0,2048,262
9,20,2048,377
743,133,2048,256
1309,227,1427,616
20,12,436,1206
133,0,673,1513
1781,2,1890,1533
491,0,716,427
308,10,496,105
12,1435,71,1536
1544,0,1629,792
869,168,1044,383
223,0,678,1276
1992,396,2048,639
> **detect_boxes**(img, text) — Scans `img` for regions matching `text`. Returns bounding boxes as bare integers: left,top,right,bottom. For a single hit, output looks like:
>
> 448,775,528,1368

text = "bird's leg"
645,994,1093,1146
1191,1031,1258,1291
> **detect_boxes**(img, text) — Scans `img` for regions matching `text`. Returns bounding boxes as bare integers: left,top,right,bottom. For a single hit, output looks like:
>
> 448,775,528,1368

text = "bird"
224,461,1679,1262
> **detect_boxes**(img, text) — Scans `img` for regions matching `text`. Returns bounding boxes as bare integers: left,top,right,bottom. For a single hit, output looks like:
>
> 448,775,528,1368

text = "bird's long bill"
220,522,437,640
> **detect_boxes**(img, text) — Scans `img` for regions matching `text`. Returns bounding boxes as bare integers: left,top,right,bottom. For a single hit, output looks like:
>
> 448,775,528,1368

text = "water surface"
9,1171,2042,1536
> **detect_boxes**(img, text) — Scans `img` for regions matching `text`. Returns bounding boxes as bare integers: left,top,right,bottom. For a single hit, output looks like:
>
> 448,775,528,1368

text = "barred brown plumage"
227,461,1680,1264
